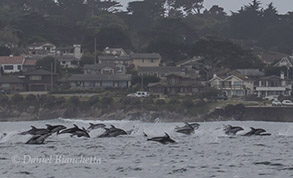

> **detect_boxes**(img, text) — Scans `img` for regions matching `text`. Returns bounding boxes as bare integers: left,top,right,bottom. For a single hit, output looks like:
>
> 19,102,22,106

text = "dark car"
214,94,228,100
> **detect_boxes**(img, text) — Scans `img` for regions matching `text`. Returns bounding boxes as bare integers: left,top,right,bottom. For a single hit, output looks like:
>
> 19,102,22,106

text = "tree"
36,56,61,73
174,0,204,15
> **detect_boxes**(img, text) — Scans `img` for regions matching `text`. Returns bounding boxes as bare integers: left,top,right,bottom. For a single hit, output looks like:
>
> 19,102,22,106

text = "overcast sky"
119,0,292,14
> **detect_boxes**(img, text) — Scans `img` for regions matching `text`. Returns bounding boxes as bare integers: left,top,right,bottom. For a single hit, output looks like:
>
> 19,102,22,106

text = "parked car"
272,100,282,106
214,94,228,100
127,91,150,98
281,100,293,106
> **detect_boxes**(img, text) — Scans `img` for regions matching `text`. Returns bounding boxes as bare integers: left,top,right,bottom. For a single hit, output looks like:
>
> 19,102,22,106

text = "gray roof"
0,76,24,83
56,55,81,62
130,53,161,59
25,69,56,75
138,66,182,73
83,63,115,70
236,69,264,76
68,74,131,82
98,55,132,61
175,56,203,65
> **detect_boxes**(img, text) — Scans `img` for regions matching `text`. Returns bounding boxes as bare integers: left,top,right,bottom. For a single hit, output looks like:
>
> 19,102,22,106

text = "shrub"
10,94,24,105
88,95,99,105
25,94,37,103
101,96,113,107
155,99,166,105
69,96,80,106
182,98,194,108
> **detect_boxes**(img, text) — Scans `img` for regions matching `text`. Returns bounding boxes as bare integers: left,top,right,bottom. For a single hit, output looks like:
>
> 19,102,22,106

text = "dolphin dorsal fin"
89,123,94,126
82,127,87,132
110,125,116,128
46,124,52,128
164,132,170,138
250,127,255,130
185,122,194,130
31,126,37,130
73,124,79,128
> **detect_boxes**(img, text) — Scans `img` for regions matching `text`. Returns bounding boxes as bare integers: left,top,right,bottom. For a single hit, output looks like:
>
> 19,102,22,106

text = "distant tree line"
0,0,292,69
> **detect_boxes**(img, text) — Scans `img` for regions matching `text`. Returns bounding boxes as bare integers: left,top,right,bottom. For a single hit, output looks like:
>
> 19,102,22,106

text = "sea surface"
0,118,293,178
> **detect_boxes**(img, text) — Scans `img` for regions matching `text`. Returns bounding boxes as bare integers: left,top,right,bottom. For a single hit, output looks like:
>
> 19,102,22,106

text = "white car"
272,100,282,106
127,91,150,98
282,100,293,106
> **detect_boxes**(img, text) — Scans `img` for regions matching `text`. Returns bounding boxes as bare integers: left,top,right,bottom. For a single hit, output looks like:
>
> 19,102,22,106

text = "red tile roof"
0,55,25,65
23,58,37,66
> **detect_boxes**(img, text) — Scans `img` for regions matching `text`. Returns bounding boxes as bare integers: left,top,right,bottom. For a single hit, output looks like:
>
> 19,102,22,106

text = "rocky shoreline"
2,103,293,123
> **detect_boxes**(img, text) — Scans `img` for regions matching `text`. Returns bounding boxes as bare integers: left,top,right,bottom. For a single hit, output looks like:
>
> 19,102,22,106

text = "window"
4,65,13,70
151,59,154,63
233,81,243,86
1,83,10,88
17,65,21,70
30,75,42,80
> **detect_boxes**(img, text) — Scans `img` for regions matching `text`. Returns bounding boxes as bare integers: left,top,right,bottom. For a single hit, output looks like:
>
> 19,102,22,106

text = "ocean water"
1,118,293,178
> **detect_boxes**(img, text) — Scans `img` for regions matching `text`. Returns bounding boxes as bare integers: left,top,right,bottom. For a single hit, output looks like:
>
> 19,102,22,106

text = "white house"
27,42,56,55
209,74,250,97
0,55,25,73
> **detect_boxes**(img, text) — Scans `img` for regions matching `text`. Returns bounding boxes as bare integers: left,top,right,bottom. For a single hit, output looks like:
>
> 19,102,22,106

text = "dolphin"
26,133,52,144
175,122,195,135
46,124,67,134
87,123,106,132
58,124,90,138
19,126,49,135
224,125,244,135
98,125,128,137
70,127,90,138
58,124,79,135
243,127,270,136
147,133,176,144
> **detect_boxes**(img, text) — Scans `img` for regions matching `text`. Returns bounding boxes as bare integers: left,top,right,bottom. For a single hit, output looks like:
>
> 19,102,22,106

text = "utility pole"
94,38,97,64
50,62,53,91
141,74,143,91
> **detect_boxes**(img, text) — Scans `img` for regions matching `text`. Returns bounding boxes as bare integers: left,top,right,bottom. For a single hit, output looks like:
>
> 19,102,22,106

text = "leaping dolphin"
19,126,49,135
87,123,106,132
26,133,52,144
58,124,90,138
147,133,176,144
174,122,195,135
243,127,271,136
98,125,128,137
46,124,67,134
224,125,244,135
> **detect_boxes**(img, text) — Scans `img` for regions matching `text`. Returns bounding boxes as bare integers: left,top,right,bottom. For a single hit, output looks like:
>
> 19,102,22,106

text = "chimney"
280,71,285,79
73,44,82,59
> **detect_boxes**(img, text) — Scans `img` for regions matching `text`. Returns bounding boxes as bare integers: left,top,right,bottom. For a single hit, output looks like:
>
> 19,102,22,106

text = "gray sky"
119,0,292,14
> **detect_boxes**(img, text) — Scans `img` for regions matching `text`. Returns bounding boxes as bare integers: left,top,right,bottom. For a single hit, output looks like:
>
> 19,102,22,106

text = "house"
138,66,184,79
98,55,132,66
68,74,132,89
254,73,292,98
55,44,83,59
83,63,126,75
22,57,37,72
104,47,128,56
175,56,208,78
0,76,25,91
27,42,56,55
57,56,81,69
0,55,25,73
131,53,161,69
24,69,57,91
273,56,293,68
209,74,249,97
147,74,204,96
